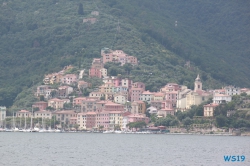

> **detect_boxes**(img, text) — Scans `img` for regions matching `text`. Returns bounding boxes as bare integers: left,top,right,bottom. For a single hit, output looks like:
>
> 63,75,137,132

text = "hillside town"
0,48,248,133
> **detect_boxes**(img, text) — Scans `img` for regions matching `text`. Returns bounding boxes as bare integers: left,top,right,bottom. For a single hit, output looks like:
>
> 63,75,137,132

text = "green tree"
216,115,227,127
63,103,72,110
182,117,192,126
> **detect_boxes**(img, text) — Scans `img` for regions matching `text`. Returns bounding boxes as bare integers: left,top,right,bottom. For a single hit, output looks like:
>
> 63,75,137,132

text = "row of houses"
15,108,149,131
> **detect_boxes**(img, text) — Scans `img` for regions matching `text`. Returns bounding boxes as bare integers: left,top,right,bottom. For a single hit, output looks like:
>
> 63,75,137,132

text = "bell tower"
194,74,202,92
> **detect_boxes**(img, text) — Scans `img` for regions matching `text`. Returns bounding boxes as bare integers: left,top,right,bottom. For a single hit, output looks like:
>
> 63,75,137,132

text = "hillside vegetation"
0,0,249,108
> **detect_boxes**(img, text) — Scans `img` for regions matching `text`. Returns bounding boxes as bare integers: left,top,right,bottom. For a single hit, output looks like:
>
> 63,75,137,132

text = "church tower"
194,74,202,92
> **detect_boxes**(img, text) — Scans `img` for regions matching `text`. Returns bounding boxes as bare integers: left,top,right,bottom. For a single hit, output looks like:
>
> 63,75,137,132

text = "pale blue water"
0,133,249,166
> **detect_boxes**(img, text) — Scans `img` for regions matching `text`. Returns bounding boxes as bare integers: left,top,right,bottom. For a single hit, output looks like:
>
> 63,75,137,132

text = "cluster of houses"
1,49,248,130
88,48,138,78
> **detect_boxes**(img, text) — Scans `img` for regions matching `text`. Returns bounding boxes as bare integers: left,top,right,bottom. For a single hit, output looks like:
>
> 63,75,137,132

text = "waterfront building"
0,106,6,126
86,112,97,130
34,110,52,119
53,110,77,125
16,110,32,118
96,111,110,130
109,111,123,129
77,113,87,130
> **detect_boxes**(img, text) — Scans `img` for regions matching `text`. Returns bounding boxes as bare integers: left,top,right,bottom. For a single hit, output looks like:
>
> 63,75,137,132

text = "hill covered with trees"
0,0,249,108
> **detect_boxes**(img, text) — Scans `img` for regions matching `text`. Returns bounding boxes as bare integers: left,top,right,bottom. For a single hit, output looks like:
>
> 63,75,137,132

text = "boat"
114,130,123,134
103,130,114,134
39,117,48,132
54,129,61,132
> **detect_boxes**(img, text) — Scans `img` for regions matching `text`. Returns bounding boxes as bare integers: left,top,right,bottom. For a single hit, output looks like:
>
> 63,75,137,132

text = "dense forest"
0,0,249,108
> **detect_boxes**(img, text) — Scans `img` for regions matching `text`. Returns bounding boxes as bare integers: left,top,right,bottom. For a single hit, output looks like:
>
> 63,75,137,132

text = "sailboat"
23,115,31,132
12,112,19,132
30,108,39,132
47,118,54,132
53,116,60,132
39,117,48,132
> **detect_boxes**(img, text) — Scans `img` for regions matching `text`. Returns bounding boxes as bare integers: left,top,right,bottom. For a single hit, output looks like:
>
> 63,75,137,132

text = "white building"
140,90,154,104
100,68,107,78
0,106,6,127
114,95,127,105
224,86,241,96
213,94,232,104
77,113,87,130
34,110,52,119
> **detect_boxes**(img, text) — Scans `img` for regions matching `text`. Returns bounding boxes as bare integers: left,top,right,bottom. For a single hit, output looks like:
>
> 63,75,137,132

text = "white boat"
23,129,32,132
103,130,114,134
47,127,54,133
12,127,19,132
114,130,124,134
54,129,61,133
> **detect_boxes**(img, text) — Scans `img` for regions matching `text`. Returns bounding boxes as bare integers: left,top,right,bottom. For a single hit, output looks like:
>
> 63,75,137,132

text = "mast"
24,115,26,130
54,116,55,129
12,112,15,129
31,107,33,129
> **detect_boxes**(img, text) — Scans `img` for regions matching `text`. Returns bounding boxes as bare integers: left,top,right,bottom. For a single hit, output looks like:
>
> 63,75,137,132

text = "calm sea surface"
0,132,249,166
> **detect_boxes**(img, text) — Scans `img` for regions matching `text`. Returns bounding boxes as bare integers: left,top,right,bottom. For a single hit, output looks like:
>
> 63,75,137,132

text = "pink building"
96,111,110,129
126,114,149,124
96,101,107,112
89,68,102,78
130,88,144,102
73,97,87,106
160,83,180,92
105,101,124,112
32,101,48,111
86,112,97,130
101,50,138,66
165,91,178,107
